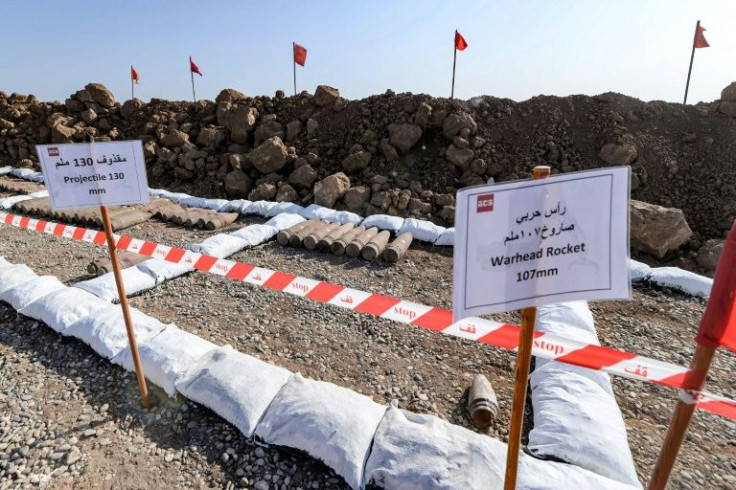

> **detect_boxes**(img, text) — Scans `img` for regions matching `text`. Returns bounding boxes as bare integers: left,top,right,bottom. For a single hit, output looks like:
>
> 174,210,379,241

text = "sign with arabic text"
453,167,631,320
36,141,148,210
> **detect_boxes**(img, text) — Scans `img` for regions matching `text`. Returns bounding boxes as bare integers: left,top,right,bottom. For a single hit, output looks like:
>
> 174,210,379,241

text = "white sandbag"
434,228,455,246
0,166,12,175
649,266,712,297
65,304,167,359
361,214,405,234
246,200,280,216
148,188,167,197
528,364,641,487
398,218,446,243
189,233,250,258
255,374,386,490
9,168,36,178
200,198,230,211
263,202,306,217
28,190,49,198
169,192,194,204
177,196,210,208
629,259,652,282
74,267,157,303
301,204,363,225
0,276,65,311
25,172,45,183
176,346,292,437
0,265,38,292
112,325,217,396
229,224,278,246
0,194,33,209
136,258,194,285
264,213,305,231
19,287,109,334
364,404,637,490
219,199,252,213
0,257,11,268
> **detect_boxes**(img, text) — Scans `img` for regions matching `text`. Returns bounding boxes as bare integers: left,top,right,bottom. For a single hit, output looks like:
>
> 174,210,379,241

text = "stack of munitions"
13,197,151,231
87,251,150,276
147,199,238,230
0,177,46,194
277,220,414,264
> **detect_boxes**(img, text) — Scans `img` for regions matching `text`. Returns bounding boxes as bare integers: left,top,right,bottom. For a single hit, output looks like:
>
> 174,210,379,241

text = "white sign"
453,167,631,320
36,141,149,211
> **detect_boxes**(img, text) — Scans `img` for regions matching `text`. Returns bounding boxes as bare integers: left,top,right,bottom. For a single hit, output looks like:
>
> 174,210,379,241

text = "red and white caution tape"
2,211,735,421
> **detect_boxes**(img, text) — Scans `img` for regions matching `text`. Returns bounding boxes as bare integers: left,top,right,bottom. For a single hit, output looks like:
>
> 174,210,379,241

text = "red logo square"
47,147,60,157
477,194,494,213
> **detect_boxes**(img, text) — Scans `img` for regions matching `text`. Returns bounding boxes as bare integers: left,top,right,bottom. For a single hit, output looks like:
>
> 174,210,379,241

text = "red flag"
694,25,710,49
455,30,468,51
695,221,736,352
190,57,203,76
293,43,307,66
131,66,139,84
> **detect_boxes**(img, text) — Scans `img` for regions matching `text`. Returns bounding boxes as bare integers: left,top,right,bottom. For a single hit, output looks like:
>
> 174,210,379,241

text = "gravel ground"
0,204,734,489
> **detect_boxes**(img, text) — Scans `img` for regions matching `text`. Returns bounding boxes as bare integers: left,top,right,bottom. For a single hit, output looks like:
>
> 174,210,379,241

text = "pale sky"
2,1,734,104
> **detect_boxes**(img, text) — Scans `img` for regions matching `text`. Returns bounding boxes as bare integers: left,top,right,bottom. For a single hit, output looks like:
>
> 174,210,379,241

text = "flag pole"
503,165,550,490
293,42,297,96
190,56,196,103
131,66,134,100
648,345,715,489
451,30,458,100
683,20,700,105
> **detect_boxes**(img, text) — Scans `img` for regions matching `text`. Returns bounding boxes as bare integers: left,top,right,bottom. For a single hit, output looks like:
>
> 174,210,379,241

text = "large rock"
224,169,252,198
248,182,277,201
313,172,350,207
442,112,477,139
313,85,340,107
288,164,318,188
162,129,190,148
254,115,285,146
342,151,372,173
696,239,725,272
51,124,75,143
721,81,736,102
599,143,637,165
630,200,692,258
249,136,289,174
445,144,474,167
414,102,432,127
0,118,15,130
718,101,736,117
217,104,258,144
120,98,144,119
388,123,423,154
286,120,302,142
215,88,247,104
197,127,225,148
276,184,298,203
343,185,370,212
84,83,116,108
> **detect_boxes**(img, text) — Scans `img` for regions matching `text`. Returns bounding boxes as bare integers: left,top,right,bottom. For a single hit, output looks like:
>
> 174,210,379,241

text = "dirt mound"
1,83,735,256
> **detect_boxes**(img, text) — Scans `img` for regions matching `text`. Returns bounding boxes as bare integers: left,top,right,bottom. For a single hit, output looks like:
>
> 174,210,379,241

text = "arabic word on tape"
452,167,631,320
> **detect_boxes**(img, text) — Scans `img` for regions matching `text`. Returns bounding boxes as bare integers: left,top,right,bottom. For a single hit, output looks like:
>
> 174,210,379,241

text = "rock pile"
2,81,736,253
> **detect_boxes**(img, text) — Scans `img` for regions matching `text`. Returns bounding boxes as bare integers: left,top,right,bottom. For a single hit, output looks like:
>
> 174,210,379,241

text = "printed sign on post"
453,167,631,320
36,141,149,210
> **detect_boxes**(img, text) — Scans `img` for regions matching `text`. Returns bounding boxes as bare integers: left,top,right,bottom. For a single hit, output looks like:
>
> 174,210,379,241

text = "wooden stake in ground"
503,165,550,490
649,219,736,489
99,205,150,408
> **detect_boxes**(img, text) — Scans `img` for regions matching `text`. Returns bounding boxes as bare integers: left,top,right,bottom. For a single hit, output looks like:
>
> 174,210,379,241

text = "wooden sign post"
36,140,152,408
503,165,549,490
100,205,150,408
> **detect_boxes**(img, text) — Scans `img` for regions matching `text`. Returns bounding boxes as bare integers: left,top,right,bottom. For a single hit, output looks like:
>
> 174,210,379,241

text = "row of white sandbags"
74,213,305,302
149,188,456,247
529,302,641,488
0,190,49,210
0,258,638,489
629,258,712,297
